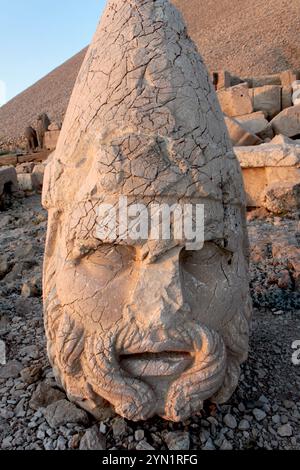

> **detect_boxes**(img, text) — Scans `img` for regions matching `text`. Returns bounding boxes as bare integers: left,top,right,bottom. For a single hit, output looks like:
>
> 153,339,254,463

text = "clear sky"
0,0,107,105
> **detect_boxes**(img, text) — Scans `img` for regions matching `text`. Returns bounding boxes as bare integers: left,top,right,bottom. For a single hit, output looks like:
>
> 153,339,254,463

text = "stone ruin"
213,69,300,215
42,0,252,422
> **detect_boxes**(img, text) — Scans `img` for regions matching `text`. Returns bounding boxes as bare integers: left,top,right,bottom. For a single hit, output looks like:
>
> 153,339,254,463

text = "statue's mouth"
120,351,193,377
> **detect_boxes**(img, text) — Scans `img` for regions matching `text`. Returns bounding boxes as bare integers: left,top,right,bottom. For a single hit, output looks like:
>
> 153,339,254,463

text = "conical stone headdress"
43,0,247,247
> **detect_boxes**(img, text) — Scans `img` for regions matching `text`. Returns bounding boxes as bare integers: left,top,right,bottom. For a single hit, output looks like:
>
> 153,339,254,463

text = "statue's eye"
81,244,136,272
180,242,233,277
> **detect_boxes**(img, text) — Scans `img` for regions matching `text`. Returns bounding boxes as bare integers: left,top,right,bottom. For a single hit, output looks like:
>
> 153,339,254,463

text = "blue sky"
0,0,107,105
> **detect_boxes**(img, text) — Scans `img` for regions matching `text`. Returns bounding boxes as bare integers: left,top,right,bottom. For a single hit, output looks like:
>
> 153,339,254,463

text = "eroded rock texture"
42,0,252,422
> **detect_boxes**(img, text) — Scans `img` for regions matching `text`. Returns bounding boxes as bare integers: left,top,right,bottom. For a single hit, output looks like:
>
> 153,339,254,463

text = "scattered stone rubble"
0,195,299,450
212,69,300,212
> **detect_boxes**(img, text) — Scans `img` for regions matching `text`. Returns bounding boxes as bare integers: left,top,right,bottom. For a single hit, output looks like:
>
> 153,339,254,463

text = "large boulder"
271,105,300,137
217,83,253,117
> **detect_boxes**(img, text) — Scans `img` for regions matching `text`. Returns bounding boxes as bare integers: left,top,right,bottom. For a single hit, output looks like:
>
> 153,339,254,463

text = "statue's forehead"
64,195,227,245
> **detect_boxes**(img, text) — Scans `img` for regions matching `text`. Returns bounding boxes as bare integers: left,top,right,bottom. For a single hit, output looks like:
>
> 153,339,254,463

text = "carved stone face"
44,193,251,422
43,0,252,422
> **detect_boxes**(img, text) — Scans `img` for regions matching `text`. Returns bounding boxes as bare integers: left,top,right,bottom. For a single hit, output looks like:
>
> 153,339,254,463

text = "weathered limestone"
44,130,60,151
250,74,281,88
263,181,300,215
0,340,6,366
217,83,253,117
280,71,296,110
32,164,45,191
224,115,262,146
280,70,298,89
17,163,46,192
0,166,18,203
42,0,252,422
0,154,18,167
236,143,300,168
37,113,51,150
271,105,300,137
212,70,231,90
235,144,300,207
281,88,292,110
16,162,35,174
236,111,273,140
48,122,61,132
251,85,282,119
292,81,300,106
17,173,34,192
271,134,300,146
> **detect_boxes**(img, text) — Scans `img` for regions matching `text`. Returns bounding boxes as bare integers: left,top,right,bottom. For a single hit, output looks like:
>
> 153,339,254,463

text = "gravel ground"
0,195,299,451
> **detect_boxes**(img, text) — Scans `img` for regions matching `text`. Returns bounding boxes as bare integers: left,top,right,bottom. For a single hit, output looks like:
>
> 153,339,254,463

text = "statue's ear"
44,209,61,259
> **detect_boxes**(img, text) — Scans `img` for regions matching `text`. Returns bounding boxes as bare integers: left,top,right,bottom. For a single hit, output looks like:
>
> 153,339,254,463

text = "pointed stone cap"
42,0,246,244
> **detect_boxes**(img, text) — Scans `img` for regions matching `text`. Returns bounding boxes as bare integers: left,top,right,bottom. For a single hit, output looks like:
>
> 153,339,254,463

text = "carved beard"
44,283,251,422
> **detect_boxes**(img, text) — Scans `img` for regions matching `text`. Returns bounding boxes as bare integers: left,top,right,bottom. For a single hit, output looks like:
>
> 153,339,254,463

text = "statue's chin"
51,307,234,422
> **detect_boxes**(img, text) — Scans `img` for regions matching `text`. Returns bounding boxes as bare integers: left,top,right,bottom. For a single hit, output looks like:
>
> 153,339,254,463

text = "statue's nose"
127,248,190,327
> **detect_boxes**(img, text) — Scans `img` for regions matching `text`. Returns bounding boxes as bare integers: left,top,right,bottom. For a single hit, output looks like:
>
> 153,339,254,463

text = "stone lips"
42,0,252,421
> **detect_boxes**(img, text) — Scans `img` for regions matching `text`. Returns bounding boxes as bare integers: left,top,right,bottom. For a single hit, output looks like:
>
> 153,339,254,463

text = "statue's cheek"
55,264,131,329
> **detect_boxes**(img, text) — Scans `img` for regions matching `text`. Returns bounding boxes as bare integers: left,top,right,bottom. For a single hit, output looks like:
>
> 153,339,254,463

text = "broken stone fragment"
235,143,300,168
251,85,282,119
79,426,106,450
16,162,35,174
236,111,274,140
271,134,300,146
262,181,300,215
32,164,45,191
48,122,61,131
165,431,190,451
292,80,300,106
224,115,262,146
0,360,22,379
217,83,253,117
235,143,300,207
44,399,89,428
21,365,43,385
17,173,34,192
0,340,6,366
271,104,300,137
29,381,66,410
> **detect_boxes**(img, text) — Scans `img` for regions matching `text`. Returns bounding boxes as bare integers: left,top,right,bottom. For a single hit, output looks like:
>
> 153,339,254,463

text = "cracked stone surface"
42,0,252,422
0,196,299,449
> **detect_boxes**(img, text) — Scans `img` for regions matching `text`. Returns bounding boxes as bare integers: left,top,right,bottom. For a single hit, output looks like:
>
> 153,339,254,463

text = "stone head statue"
42,0,252,422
